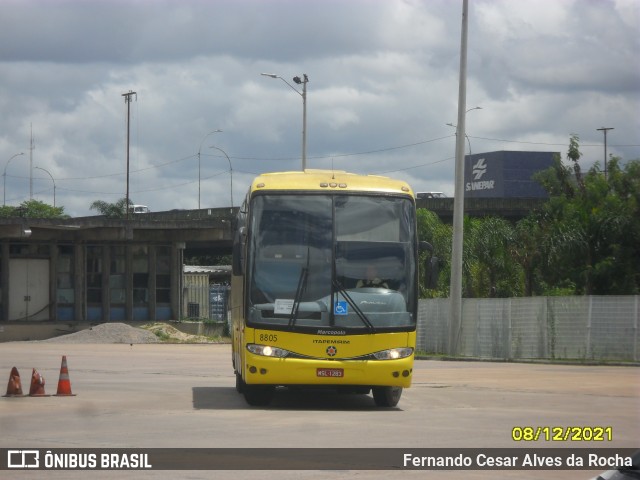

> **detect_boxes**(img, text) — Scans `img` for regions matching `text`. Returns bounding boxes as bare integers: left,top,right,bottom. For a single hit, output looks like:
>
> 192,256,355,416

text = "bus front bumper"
243,353,414,388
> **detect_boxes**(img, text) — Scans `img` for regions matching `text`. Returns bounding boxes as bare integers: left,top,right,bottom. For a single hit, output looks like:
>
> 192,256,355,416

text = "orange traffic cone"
54,356,76,396
28,368,50,397
3,367,25,397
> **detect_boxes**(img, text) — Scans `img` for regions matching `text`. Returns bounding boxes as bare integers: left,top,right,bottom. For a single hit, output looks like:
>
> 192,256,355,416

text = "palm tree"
90,198,131,218
468,216,522,297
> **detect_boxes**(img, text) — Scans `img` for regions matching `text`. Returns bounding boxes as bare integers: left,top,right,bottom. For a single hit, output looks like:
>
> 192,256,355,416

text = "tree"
513,213,558,296
0,199,67,218
529,136,640,295
533,152,575,198
184,254,232,266
467,216,522,298
90,198,131,218
417,209,524,298
416,209,451,297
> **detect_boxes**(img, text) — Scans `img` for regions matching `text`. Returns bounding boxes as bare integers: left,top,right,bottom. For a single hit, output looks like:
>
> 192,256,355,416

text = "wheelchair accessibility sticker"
334,301,348,315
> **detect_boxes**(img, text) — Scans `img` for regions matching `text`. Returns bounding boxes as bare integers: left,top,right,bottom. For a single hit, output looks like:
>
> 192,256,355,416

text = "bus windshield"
247,193,417,332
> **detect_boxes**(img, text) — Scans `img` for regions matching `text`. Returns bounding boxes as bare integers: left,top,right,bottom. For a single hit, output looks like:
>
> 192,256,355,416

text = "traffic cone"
3,367,25,397
54,355,76,396
28,368,50,397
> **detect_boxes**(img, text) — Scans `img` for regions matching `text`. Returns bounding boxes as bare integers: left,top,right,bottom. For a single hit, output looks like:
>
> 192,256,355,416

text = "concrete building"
418,150,557,222
464,151,556,199
0,208,235,341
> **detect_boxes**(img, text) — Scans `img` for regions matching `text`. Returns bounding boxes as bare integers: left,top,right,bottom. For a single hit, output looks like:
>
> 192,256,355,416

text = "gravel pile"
40,323,160,344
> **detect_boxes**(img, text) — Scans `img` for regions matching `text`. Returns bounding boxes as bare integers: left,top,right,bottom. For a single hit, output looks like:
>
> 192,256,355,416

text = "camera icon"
7,450,39,469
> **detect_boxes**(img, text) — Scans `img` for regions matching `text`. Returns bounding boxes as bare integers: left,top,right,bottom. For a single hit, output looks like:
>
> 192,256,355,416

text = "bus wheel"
235,373,244,393
243,385,275,406
372,386,402,407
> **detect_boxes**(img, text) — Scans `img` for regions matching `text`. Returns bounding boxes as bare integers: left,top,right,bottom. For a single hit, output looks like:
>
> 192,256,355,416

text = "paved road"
0,342,637,480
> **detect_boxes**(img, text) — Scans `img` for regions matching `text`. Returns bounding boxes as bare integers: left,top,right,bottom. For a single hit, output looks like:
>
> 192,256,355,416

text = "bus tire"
235,373,244,393
243,385,275,406
372,386,402,407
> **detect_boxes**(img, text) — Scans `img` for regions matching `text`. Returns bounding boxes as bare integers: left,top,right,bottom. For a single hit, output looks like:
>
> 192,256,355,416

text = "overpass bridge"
0,198,541,267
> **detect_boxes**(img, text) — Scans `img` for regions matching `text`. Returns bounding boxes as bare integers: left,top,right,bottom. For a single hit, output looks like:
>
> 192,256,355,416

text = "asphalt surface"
0,342,638,480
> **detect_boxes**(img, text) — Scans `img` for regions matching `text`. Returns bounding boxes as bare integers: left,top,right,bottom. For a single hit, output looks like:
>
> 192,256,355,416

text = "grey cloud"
0,0,638,216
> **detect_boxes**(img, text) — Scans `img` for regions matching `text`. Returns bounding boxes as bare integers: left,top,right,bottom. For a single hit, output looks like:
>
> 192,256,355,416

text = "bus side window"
232,226,246,276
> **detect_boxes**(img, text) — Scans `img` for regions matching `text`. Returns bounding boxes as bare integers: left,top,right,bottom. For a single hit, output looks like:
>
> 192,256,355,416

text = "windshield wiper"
332,279,376,332
289,249,311,328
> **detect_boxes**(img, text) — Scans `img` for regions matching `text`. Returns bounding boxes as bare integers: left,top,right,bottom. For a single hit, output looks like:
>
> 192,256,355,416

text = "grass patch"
141,322,228,343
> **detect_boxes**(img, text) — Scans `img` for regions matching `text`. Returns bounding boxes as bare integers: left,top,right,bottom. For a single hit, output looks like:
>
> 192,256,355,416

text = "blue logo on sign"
334,301,348,315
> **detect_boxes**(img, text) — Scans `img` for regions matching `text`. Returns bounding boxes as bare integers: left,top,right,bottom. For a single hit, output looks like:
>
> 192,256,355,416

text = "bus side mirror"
424,256,440,290
232,226,246,276
419,241,433,253
419,242,438,289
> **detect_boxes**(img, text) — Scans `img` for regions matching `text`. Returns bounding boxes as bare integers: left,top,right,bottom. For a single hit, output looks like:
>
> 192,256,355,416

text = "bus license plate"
317,368,344,378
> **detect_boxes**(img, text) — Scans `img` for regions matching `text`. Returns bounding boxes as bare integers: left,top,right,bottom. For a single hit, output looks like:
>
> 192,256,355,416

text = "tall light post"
35,166,56,207
197,129,222,209
209,145,234,208
122,90,137,220
3,152,24,206
596,127,614,179
261,72,309,170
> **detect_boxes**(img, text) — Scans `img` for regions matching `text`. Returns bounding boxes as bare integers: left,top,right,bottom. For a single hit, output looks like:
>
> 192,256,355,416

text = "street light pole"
122,90,137,220
596,127,614,179
261,72,309,170
296,74,308,171
198,129,222,209
209,145,234,208
3,152,24,206
35,166,56,207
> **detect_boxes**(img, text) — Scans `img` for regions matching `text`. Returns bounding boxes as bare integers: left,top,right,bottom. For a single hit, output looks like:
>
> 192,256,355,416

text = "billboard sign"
464,151,556,198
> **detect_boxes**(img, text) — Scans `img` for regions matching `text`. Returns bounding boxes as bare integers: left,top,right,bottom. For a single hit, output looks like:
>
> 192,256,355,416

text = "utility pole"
122,90,137,220
29,123,35,200
448,0,469,356
596,127,614,179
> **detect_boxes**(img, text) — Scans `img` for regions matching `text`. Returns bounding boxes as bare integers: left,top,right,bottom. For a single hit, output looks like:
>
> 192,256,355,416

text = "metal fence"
183,283,230,321
417,296,639,362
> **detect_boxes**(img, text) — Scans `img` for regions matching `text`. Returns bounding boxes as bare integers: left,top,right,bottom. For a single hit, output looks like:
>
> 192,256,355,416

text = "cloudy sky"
0,0,638,216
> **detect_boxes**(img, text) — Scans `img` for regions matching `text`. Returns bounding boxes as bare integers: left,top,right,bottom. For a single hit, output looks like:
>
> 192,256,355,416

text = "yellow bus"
231,170,432,407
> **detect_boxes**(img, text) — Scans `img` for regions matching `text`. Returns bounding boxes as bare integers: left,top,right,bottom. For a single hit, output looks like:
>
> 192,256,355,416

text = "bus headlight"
247,344,289,358
372,347,413,360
